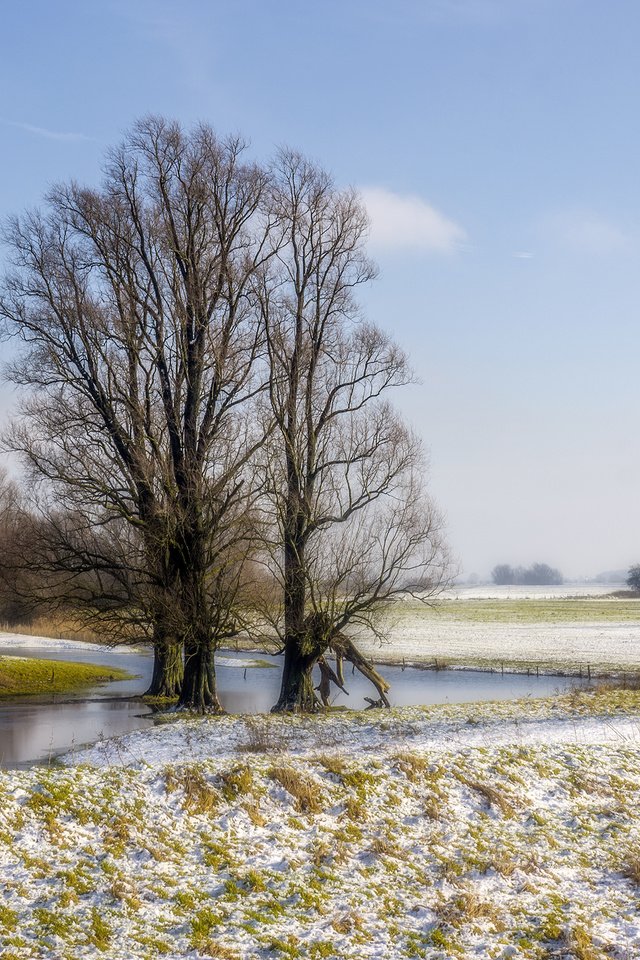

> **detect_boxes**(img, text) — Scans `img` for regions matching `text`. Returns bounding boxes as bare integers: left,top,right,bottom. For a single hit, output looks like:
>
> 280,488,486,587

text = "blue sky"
1,0,638,578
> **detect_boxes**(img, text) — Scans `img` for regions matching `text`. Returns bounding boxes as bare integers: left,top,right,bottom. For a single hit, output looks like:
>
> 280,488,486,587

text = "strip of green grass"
401,598,640,623
0,655,133,699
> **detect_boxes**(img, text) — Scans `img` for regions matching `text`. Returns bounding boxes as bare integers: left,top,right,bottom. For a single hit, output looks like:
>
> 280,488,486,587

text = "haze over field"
1,0,639,579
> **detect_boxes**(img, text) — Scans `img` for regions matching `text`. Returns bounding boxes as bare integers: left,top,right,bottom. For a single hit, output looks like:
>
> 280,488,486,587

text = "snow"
361,618,640,670
2,696,640,958
0,632,271,670
65,705,640,769
0,631,117,652
2,598,640,956
444,584,623,600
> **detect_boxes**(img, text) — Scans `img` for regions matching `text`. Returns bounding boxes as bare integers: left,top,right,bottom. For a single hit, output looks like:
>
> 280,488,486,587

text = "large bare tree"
0,117,272,710
253,152,449,712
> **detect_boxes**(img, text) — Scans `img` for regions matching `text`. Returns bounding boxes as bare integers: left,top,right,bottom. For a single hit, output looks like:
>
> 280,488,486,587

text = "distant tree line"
491,563,563,586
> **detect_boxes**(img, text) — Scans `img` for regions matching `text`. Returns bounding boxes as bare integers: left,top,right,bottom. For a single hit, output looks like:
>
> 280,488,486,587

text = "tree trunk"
273,494,316,711
332,635,391,708
178,638,222,713
271,644,320,713
145,635,183,698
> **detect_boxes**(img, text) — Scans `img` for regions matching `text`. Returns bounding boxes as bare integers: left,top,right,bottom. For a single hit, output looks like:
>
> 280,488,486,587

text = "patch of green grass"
0,655,132,698
402,598,640,624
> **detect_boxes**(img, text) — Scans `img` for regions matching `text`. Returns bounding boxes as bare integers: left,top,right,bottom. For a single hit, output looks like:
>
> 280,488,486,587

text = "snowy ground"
0,632,113,652
2,689,640,959
355,588,640,673
8,621,640,675
443,584,624,600
0,633,269,671
65,690,640,768
361,617,640,673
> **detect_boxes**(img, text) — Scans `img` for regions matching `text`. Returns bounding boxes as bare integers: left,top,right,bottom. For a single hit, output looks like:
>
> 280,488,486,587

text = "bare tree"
0,468,38,625
0,117,272,710
252,152,449,712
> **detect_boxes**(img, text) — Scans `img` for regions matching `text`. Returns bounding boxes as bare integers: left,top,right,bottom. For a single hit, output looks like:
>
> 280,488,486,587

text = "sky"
0,0,638,580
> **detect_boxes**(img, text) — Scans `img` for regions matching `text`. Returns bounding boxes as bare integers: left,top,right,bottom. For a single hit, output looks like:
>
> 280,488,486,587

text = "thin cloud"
361,186,467,254
513,251,534,259
546,210,628,255
1,118,94,142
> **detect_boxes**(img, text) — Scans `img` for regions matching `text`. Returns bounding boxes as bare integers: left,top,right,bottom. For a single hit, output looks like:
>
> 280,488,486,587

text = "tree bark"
271,644,320,713
272,500,316,711
145,633,183,698
178,638,222,713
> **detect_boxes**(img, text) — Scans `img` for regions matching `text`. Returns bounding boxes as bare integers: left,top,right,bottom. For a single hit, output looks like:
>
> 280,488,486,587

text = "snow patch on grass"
2,708,640,958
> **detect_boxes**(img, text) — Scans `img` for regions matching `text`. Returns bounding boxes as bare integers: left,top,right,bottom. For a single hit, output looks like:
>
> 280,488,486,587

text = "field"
356,588,640,676
2,590,640,958
2,688,640,959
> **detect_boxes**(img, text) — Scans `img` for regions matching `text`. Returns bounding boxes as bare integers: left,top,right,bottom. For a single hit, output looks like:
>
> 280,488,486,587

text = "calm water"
0,645,577,767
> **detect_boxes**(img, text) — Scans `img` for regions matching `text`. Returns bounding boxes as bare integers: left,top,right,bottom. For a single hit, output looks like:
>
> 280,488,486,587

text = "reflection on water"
0,699,154,768
0,645,577,767
218,659,575,713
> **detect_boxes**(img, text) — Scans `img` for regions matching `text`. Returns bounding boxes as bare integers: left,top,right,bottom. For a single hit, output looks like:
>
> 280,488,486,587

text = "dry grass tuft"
193,943,240,960
219,765,254,801
392,751,429,781
423,797,443,820
368,834,400,858
164,767,219,815
456,775,518,817
621,853,640,885
238,717,286,754
2,615,102,644
331,912,364,935
565,925,605,960
315,753,348,777
243,800,267,827
435,891,505,930
269,764,324,814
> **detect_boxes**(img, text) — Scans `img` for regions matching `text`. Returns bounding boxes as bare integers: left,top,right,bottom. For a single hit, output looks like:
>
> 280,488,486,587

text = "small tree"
627,565,640,592
491,564,514,585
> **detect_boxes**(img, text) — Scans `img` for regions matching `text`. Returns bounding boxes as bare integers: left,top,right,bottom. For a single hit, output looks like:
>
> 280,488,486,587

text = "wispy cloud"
1,118,94,142
546,210,629,255
513,251,534,259
361,187,467,254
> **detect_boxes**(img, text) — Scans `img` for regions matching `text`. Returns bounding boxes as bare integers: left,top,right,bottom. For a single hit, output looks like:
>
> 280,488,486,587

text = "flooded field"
0,644,577,767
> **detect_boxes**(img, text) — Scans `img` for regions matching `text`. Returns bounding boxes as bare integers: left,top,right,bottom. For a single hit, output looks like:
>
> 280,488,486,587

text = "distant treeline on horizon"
491,563,563,586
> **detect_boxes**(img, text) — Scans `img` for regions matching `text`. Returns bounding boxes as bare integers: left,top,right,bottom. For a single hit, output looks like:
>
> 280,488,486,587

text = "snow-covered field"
3,595,640,957
0,632,268,671
0,632,112,652
357,588,640,673
4,582,640,678
2,689,640,959
443,583,624,600
362,617,640,673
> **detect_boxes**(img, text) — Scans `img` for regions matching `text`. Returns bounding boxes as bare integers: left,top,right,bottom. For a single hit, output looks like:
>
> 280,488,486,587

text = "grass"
400,597,640,624
3,727,640,958
0,655,132,698
269,764,325,814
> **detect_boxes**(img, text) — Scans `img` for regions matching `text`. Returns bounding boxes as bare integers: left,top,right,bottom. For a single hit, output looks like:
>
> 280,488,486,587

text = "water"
0,645,577,767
